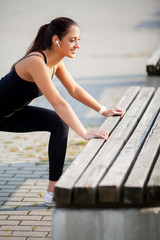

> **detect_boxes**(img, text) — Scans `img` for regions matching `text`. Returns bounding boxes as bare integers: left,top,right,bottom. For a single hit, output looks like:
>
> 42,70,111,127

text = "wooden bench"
54,86,160,208
147,47,160,76
146,47,160,91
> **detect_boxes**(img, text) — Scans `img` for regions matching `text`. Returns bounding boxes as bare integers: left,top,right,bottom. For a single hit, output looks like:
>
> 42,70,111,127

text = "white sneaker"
45,189,55,207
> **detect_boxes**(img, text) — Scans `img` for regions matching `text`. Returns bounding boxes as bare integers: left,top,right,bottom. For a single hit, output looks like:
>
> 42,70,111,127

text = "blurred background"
0,0,160,126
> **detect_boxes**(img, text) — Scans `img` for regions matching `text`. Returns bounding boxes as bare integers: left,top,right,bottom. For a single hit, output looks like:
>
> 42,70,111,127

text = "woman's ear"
52,35,60,46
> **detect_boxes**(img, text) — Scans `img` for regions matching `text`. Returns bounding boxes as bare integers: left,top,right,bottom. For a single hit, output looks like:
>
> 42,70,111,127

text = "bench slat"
123,113,160,204
98,88,160,203
55,86,140,206
74,88,154,205
146,154,160,204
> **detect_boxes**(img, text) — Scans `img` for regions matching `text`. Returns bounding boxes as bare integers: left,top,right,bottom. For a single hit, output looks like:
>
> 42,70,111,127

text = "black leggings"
0,106,69,181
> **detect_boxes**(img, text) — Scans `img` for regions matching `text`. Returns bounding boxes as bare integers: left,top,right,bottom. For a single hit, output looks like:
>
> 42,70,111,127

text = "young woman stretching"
0,17,125,206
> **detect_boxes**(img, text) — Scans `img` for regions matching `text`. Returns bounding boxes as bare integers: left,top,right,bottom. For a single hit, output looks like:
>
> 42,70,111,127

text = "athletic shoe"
45,189,55,207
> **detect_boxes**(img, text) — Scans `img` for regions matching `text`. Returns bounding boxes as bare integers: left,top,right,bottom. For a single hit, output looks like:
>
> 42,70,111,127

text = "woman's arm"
56,61,125,118
28,57,108,140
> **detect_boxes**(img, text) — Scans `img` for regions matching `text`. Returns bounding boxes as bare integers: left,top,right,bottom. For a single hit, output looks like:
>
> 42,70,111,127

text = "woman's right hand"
84,129,109,141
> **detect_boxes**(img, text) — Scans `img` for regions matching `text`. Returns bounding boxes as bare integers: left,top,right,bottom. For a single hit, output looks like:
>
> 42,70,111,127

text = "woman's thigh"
0,106,67,134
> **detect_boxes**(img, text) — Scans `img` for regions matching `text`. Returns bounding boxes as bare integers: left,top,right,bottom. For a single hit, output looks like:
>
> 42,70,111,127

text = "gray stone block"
53,208,160,240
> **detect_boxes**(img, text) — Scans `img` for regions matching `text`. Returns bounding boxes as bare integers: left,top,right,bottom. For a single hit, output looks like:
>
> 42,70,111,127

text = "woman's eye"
70,38,81,43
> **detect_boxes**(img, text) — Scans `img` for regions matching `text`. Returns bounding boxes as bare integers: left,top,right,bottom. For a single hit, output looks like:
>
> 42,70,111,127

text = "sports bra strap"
17,51,47,65
38,51,47,64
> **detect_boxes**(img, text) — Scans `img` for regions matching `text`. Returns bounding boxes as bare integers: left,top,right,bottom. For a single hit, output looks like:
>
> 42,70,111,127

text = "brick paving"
0,130,87,239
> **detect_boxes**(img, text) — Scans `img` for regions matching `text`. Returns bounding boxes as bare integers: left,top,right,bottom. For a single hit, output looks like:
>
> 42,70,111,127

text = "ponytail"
25,23,49,55
10,24,49,70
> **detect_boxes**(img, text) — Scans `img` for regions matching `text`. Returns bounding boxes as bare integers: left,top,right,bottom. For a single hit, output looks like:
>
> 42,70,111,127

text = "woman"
0,17,124,206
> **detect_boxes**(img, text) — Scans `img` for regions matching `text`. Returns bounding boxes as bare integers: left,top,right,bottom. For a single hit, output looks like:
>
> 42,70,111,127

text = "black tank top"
0,51,48,123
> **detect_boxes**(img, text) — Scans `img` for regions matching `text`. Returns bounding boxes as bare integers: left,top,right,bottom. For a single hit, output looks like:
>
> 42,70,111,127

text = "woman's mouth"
71,49,77,54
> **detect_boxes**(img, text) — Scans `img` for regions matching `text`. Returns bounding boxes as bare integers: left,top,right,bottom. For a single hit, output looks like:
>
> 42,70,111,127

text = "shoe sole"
45,202,56,207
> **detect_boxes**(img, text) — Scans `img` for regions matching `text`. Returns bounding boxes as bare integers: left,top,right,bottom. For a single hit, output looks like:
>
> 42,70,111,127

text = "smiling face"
55,25,81,58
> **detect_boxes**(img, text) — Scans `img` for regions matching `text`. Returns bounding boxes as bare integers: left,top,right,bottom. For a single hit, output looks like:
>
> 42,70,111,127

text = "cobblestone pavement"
0,130,89,240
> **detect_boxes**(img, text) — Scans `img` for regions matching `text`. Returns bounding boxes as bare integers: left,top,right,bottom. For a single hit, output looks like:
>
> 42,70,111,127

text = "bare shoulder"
28,56,50,81
15,53,47,82
27,55,47,70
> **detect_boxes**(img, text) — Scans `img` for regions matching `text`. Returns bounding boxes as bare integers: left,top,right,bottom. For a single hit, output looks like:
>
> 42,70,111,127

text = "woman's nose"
75,41,80,48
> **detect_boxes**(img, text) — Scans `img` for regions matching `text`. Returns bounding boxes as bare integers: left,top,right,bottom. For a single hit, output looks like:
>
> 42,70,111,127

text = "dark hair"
11,17,78,70
25,17,79,55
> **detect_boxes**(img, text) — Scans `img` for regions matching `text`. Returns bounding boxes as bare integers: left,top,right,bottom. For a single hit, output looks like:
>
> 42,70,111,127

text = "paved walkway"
0,130,88,240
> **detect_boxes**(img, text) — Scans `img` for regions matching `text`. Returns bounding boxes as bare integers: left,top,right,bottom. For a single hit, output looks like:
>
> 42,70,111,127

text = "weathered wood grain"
98,87,160,203
55,87,140,206
146,154,160,204
123,113,160,204
73,88,154,205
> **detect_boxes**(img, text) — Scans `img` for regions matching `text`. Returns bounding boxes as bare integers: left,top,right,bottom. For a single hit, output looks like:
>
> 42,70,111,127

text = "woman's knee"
58,119,69,138
50,113,69,139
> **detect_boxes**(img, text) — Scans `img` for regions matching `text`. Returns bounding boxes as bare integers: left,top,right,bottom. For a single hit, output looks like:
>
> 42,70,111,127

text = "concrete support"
53,207,160,240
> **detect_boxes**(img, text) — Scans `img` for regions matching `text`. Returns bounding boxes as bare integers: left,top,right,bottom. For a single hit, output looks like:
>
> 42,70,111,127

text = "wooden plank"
54,86,140,206
145,154,160,204
147,47,160,75
123,113,160,204
73,88,154,205
98,88,160,203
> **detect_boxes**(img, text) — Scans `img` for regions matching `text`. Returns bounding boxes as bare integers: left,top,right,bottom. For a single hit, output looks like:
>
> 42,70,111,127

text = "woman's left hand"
103,107,125,118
